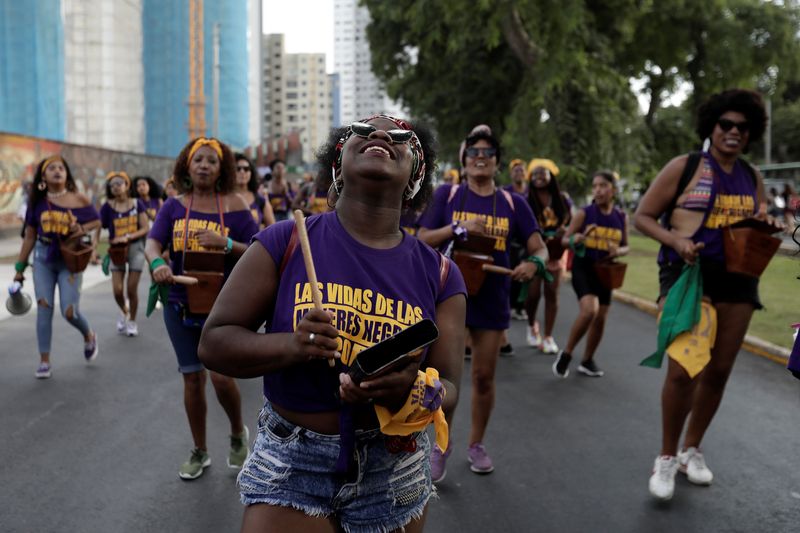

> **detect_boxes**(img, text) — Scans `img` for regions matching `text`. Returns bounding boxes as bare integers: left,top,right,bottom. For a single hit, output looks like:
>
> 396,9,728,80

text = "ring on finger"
309,332,316,344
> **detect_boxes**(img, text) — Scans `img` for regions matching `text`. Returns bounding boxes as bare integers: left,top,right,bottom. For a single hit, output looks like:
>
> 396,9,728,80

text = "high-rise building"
246,0,262,147
63,0,145,152
333,0,403,125
261,35,332,165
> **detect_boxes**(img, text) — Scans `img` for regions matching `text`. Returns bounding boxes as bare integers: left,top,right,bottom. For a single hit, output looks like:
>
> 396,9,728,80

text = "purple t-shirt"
268,183,294,218
579,203,628,262
140,197,160,220
148,197,259,305
255,210,466,412
660,153,757,264
100,199,147,241
25,200,100,262
417,183,541,329
249,195,266,226
399,208,420,236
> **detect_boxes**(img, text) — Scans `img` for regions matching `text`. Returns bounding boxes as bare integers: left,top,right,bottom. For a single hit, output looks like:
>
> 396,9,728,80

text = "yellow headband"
41,156,64,173
527,158,560,179
188,138,223,161
106,171,131,186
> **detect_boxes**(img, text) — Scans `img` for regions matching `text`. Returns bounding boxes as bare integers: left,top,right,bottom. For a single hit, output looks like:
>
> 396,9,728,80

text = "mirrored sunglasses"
717,118,749,133
349,122,414,144
465,147,497,158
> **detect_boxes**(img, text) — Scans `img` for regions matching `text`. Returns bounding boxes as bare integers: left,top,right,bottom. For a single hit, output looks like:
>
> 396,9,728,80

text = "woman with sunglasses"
99,171,150,337
418,125,547,478
131,176,163,221
524,159,572,355
199,115,466,533
552,170,628,380
13,156,101,378
235,152,276,228
145,137,259,481
634,89,777,501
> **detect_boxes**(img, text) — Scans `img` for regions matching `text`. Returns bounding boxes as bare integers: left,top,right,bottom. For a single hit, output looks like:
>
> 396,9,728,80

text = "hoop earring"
327,178,343,208
37,181,47,191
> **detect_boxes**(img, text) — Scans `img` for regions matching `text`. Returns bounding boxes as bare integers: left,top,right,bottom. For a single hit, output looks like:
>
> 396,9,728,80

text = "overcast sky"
262,0,335,72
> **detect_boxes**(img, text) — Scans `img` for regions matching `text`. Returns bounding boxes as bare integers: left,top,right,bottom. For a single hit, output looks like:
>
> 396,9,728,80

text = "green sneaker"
178,448,210,480
227,425,250,469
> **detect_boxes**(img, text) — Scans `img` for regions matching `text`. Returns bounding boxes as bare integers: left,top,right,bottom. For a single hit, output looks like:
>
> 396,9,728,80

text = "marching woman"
99,172,150,336
13,156,101,378
291,168,333,217
145,137,259,480
266,159,293,221
132,175,163,221
235,152,276,228
552,170,629,379
525,159,572,354
634,89,776,501
418,125,547,478
199,115,466,532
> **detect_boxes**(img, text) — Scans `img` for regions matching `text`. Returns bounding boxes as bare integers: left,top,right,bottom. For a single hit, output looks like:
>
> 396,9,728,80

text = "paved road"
1,279,798,532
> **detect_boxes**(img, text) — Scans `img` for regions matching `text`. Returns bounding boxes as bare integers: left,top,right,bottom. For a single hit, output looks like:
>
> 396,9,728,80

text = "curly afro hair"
315,121,437,211
696,89,767,152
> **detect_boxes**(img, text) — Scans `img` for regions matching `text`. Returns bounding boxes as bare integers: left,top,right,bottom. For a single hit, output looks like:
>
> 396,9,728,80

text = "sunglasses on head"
717,118,749,133
349,122,414,144
236,165,251,172
465,147,497,158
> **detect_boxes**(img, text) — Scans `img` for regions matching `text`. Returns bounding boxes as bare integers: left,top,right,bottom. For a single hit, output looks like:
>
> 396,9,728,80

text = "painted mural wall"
0,132,174,232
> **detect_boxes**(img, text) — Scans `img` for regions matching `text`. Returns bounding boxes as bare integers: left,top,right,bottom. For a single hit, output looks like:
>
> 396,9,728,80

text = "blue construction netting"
0,0,65,139
142,0,248,158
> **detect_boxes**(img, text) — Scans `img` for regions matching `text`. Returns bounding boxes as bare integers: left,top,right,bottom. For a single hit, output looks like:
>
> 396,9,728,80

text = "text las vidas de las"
292,281,423,365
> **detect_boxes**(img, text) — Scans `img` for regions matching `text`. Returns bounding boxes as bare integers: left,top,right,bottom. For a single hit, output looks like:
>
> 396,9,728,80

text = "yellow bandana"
666,300,717,378
188,138,223,161
374,367,449,453
527,158,560,179
41,156,64,173
106,171,131,186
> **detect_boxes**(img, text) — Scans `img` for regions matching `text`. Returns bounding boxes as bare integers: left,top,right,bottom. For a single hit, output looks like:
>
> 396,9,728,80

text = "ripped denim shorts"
238,402,433,533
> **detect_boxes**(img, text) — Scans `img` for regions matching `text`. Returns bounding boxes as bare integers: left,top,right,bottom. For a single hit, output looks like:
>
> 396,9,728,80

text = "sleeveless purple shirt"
580,203,627,262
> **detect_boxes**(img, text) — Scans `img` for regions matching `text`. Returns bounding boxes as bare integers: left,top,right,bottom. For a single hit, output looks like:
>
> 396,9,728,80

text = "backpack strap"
500,189,515,212
662,151,702,227
437,251,450,292
447,184,460,204
279,223,299,276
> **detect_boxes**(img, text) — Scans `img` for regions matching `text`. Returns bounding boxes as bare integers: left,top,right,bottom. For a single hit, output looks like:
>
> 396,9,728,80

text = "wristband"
526,255,554,283
568,235,586,258
224,237,234,254
14,261,28,273
149,257,167,272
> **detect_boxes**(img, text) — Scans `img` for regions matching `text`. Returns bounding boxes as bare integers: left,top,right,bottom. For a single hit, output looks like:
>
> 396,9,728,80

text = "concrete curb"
612,290,791,365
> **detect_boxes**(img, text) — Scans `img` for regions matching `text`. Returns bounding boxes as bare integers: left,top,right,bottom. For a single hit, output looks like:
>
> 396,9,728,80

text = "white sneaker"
511,309,528,321
649,455,678,501
116,313,127,334
678,447,713,485
541,336,559,354
126,321,139,337
526,330,542,348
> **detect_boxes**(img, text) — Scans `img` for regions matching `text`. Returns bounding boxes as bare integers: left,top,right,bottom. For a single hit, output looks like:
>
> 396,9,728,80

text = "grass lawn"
619,234,799,349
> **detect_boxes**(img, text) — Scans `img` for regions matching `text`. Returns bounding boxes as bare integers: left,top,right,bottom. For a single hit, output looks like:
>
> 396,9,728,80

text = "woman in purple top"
634,89,780,501
235,152,275,229
199,115,466,533
553,170,629,380
417,125,547,478
99,171,149,337
267,159,293,221
525,159,572,354
145,137,259,481
132,175,163,221
12,156,101,379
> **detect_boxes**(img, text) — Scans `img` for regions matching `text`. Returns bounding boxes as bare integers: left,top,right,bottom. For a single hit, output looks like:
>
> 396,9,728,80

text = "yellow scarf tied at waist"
666,300,717,379
374,367,449,453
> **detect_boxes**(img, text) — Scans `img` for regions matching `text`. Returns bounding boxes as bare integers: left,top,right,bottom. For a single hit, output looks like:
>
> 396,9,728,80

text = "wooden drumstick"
293,210,335,367
172,275,198,285
482,264,513,275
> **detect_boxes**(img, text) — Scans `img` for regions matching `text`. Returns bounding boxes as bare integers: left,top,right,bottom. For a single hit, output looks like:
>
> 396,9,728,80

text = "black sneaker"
552,351,572,378
577,359,604,377
465,346,472,360
499,343,514,357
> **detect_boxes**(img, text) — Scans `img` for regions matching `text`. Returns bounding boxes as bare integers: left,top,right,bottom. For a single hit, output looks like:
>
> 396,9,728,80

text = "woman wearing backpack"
634,89,779,501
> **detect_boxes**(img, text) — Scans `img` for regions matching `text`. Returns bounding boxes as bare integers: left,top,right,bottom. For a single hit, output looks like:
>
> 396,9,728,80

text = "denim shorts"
162,302,205,373
110,238,146,272
238,403,433,533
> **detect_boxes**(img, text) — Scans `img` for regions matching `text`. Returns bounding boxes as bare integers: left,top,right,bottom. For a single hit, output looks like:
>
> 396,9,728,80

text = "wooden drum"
722,219,781,278
594,259,627,290
183,250,225,314
452,250,494,297
108,243,129,266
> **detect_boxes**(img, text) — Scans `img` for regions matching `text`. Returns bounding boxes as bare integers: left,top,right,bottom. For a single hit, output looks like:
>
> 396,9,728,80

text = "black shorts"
658,260,762,309
571,256,612,306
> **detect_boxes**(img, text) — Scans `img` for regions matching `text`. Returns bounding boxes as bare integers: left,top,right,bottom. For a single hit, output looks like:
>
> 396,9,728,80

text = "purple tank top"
255,211,466,412
660,153,757,264
580,203,627,262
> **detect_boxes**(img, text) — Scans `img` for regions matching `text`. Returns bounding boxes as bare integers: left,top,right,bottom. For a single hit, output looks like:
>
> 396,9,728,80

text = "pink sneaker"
467,442,494,474
430,444,452,483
